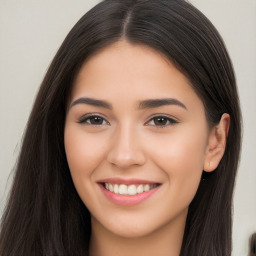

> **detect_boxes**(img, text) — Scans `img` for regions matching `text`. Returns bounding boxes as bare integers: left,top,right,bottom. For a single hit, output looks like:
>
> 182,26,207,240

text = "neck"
89,210,187,256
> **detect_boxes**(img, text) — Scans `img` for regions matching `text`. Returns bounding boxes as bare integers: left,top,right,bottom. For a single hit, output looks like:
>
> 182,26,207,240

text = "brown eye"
89,116,104,125
147,116,178,127
79,115,109,125
154,117,169,126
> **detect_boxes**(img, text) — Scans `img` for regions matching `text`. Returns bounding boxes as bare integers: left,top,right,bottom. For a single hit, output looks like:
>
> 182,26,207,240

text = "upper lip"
97,178,161,185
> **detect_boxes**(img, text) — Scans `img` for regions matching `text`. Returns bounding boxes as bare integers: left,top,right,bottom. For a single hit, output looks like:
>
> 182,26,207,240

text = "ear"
204,113,230,172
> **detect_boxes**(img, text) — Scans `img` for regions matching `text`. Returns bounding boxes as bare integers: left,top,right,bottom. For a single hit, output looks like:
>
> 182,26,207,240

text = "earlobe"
204,113,230,172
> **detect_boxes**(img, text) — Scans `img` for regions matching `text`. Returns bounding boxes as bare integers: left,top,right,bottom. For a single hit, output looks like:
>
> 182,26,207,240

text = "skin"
64,40,229,256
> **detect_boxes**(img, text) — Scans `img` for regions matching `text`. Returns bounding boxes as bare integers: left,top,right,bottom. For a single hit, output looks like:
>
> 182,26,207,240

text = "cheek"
64,126,108,183
64,126,112,213
147,127,206,170
146,126,207,202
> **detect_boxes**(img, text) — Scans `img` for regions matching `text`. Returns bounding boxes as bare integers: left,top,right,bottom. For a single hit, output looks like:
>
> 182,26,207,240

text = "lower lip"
99,184,161,206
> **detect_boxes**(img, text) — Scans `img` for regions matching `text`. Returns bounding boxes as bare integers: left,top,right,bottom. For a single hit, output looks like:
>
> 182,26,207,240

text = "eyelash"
78,114,178,127
146,115,179,128
78,114,110,126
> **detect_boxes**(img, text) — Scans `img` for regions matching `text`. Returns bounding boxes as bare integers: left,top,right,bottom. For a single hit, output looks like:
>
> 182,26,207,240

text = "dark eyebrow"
70,97,112,109
138,98,187,110
70,97,187,111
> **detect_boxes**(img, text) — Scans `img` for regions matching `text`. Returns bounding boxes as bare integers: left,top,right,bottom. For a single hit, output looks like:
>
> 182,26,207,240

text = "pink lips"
98,178,161,206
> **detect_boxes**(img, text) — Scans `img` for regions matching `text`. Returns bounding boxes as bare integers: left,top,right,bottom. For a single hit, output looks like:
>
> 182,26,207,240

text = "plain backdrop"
0,0,255,255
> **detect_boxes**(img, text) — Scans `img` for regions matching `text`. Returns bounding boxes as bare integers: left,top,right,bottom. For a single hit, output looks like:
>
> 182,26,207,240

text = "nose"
107,124,146,169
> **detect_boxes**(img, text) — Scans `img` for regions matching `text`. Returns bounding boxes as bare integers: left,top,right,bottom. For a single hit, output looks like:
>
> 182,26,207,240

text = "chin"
93,207,188,240
107,223,158,239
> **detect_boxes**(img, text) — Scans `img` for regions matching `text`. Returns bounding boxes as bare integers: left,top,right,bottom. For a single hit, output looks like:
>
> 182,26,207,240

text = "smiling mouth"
103,183,160,196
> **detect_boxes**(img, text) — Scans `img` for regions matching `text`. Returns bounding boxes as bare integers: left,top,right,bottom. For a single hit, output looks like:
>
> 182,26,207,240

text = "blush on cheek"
152,138,204,197
65,129,107,170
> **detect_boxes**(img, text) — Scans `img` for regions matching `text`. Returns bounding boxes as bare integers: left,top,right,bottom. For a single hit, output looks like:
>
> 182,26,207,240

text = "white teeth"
119,184,127,195
127,185,137,195
114,184,119,194
144,184,150,192
109,184,113,192
136,184,143,194
104,183,158,195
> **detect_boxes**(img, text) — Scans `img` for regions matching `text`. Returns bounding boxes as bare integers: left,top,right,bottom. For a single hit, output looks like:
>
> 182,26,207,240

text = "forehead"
71,40,204,112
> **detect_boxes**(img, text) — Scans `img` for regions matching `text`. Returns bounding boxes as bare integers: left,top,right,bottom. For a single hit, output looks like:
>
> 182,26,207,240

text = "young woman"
0,0,241,255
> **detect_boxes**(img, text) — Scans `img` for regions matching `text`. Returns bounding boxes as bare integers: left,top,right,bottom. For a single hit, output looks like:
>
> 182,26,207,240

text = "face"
64,41,211,238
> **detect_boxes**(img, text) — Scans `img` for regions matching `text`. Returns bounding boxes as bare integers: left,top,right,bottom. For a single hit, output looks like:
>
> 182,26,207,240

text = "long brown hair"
0,0,241,255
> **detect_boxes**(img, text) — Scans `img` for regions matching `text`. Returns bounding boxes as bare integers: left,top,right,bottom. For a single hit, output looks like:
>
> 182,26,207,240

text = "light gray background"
0,0,255,255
